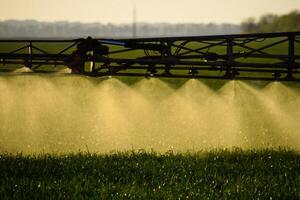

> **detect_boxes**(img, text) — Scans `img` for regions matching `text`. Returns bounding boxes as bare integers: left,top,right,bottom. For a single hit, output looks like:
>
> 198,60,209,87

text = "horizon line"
0,19,242,25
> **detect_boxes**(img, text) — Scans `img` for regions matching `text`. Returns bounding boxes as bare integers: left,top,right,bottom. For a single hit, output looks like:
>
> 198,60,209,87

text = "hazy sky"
0,0,299,24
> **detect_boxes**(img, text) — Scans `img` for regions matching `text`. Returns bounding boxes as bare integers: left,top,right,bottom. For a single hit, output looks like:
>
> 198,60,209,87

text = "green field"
1,149,300,199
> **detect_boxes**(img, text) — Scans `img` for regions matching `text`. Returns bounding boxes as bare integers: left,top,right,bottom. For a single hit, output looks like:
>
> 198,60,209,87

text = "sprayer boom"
0,32,299,81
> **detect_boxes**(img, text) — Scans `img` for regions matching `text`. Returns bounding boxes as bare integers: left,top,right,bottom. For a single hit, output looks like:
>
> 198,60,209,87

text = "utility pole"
133,3,137,38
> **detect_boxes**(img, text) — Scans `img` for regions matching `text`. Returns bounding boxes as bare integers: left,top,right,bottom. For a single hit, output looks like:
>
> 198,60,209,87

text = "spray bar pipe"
0,32,299,81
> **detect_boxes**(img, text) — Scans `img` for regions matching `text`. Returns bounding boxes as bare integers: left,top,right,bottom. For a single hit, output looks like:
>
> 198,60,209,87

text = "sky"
0,0,300,24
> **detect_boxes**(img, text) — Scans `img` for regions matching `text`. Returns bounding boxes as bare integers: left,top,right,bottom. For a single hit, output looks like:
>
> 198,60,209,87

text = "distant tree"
274,10,300,32
257,14,278,32
241,10,300,33
241,18,258,33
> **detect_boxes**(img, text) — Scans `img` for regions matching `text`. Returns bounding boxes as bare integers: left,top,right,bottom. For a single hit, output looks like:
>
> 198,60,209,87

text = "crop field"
0,37,300,198
1,149,300,199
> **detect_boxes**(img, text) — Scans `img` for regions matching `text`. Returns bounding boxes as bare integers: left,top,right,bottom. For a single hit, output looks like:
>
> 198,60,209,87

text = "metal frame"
0,32,299,81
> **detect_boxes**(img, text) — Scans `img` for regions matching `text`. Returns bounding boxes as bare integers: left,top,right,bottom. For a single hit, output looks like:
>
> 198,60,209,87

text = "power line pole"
133,3,137,38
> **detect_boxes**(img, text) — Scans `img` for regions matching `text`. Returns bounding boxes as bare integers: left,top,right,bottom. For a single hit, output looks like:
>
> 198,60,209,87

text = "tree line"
241,10,300,33
0,21,240,38
0,10,299,38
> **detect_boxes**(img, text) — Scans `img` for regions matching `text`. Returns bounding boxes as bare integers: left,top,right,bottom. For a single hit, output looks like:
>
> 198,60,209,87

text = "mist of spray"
0,75,299,154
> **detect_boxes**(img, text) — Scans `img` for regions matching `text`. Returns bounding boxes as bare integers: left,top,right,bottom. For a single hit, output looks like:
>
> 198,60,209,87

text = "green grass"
1,148,300,199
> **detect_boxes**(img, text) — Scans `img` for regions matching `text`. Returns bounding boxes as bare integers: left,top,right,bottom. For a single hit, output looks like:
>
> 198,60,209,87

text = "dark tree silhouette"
242,10,300,33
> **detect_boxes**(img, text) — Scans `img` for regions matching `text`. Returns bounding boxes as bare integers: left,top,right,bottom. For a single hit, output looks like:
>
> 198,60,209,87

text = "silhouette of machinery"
0,32,299,81
68,37,109,73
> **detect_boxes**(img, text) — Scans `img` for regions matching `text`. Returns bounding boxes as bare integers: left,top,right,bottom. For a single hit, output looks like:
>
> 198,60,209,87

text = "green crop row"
0,148,299,199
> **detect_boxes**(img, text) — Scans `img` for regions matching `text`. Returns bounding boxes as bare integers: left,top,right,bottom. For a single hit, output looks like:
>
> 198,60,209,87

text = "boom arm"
0,32,299,81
